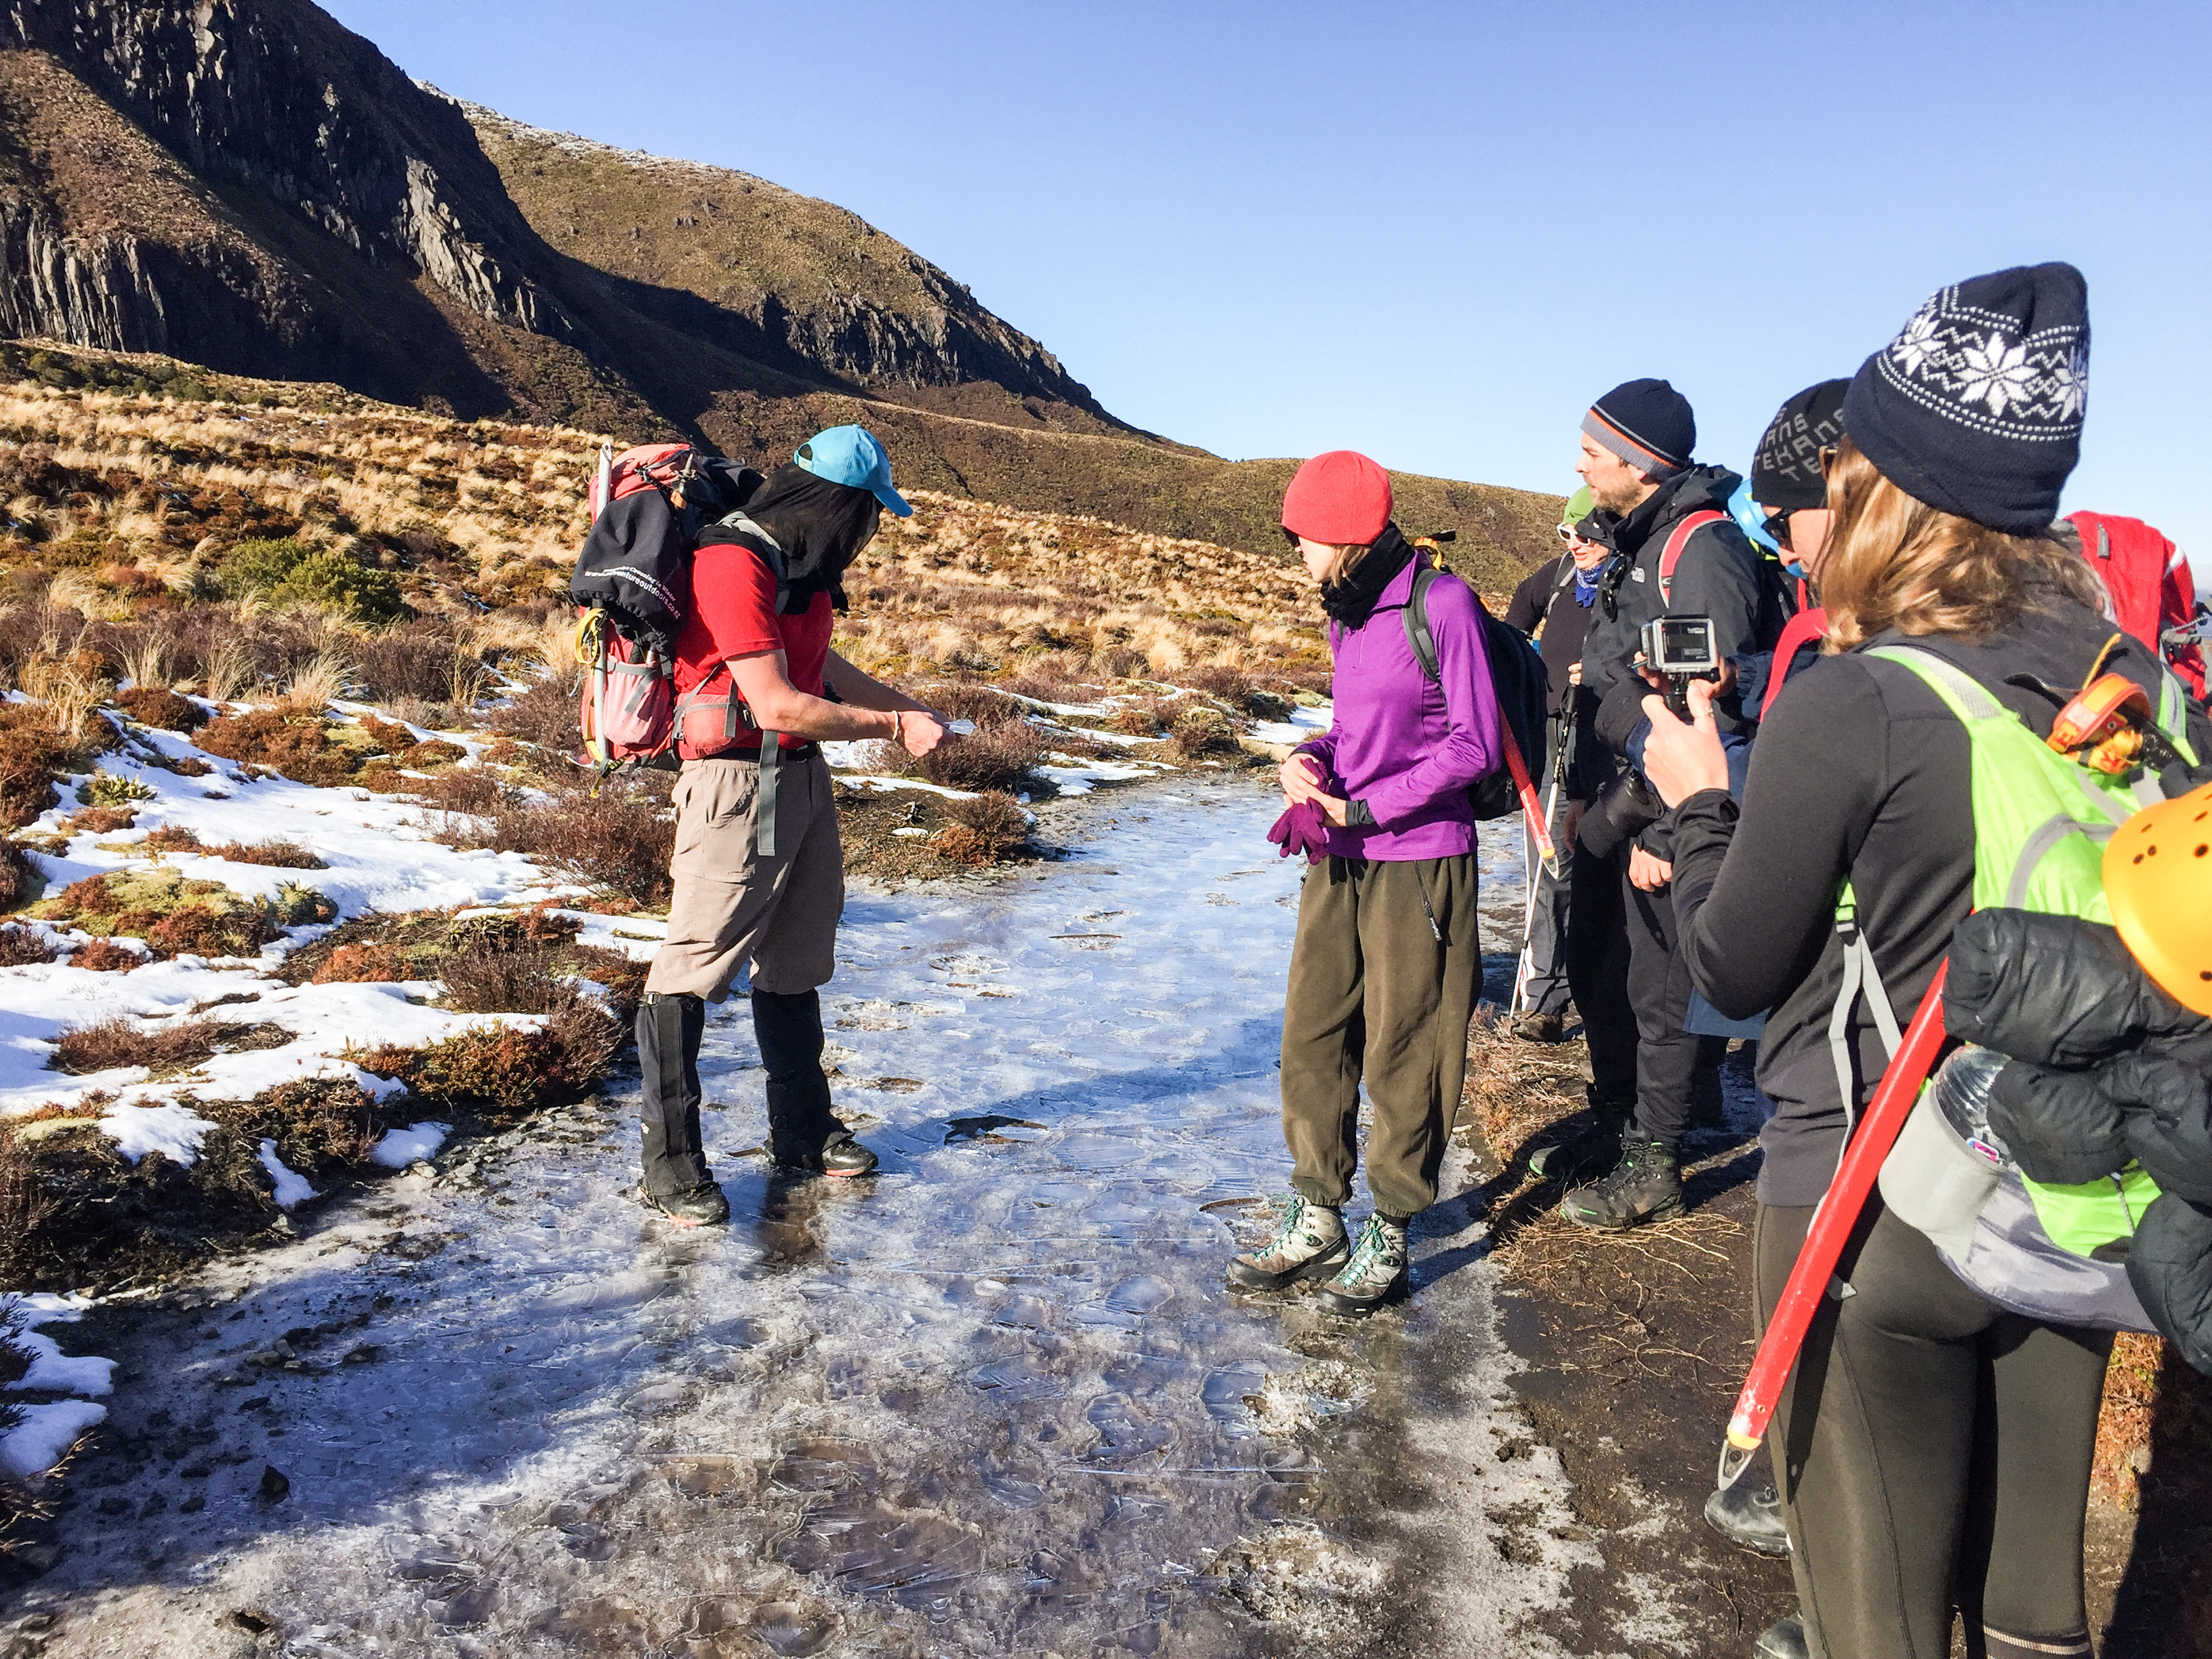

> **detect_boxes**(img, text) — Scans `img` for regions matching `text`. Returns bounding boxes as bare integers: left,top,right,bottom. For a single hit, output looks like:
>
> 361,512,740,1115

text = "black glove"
2129,1195,2212,1377
1986,1061,2131,1186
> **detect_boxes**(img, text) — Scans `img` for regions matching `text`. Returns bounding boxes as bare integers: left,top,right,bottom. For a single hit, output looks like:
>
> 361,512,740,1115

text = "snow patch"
257,1139,319,1208
371,1122,450,1169
98,1101,216,1166
0,1401,106,1478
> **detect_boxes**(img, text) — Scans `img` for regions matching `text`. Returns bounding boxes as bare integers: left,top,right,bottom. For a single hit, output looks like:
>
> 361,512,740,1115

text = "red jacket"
2068,511,2205,699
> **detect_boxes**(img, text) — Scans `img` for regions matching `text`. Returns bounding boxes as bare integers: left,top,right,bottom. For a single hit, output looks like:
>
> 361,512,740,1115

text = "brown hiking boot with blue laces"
1316,1214,1410,1316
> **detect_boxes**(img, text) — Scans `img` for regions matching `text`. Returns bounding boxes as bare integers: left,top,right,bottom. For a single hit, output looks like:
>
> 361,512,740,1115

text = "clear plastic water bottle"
1933,1044,2011,1170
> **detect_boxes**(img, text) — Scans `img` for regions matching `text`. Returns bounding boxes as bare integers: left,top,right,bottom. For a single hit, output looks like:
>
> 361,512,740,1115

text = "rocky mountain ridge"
0,0,1561,569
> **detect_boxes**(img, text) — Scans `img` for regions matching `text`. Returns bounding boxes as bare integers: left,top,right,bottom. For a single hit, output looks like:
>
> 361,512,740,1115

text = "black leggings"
1757,1201,2112,1659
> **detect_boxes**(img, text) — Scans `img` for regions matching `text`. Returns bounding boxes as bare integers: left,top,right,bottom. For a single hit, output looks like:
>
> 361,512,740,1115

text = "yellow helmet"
2104,779,2212,1017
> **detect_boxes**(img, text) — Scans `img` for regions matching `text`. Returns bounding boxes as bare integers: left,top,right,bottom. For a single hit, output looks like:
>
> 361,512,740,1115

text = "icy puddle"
28,781,1594,1658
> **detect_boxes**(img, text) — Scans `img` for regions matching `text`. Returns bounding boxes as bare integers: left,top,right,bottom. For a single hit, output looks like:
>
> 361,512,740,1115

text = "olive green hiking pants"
1279,853,1481,1220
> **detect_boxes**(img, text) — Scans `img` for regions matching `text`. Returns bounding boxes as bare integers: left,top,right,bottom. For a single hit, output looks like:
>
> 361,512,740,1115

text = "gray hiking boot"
1705,1483,1791,1556
1750,1615,1808,1659
1316,1214,1410,1317
1560,1134,1683,1231
1228,1195,1349,1290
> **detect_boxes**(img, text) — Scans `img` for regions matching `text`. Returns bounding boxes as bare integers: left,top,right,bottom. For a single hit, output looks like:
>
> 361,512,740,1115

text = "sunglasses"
1555,523,1577,543
1281,527,1302,552
1764,509,1793,551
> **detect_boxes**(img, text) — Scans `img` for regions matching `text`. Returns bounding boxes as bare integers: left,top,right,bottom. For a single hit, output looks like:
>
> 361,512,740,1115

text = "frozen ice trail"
24,779,1590,1658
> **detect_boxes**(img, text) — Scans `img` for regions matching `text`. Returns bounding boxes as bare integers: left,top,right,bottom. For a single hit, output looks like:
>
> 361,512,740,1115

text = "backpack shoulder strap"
1401,562,1443,684
699,515,792,614
1657,509,1728,606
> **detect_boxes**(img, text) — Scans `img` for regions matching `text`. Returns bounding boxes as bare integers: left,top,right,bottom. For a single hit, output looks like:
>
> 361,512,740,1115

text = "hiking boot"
1705,1483,1790,1557
1511,1009,1567,1044
1560,1134,1683,1231
1529,1094,1630,1185
1750,1615,1808,1659
821,1135,878,1179
773,1130,878,1179
1228,1195,1349,1290
1316,1214,1410,1317
643,1182,730,1228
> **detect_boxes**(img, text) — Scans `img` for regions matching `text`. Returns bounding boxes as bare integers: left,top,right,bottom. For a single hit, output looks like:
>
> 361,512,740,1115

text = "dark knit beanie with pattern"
1582,378,1696,478
1750,379,1849,512
1841,263,2089,535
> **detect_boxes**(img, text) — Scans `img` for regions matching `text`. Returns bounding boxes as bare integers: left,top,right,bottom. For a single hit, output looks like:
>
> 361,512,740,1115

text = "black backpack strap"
1402,562,1443,684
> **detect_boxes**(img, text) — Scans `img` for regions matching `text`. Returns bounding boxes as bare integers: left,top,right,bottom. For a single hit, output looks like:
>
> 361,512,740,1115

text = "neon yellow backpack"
1833,644,2198,1313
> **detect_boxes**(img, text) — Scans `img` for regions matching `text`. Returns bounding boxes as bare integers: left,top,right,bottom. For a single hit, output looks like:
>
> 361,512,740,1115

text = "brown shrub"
433,781,674,907
399,739,466,769
1093,645,1150,680
916,680,1026,731
0,924,55,966
60,806,137,836
519,905,582,945
406,767,507,814
1181,663,1258,709
1004,670,1090,705
0,701,115,828
146,905,281,960
52,874,120,917
915,719,1048,793
0,840,35,908
68,938,141,972
353,623,468,705
437,937,580,1017
109,905,163,937
363,1002,621,1119
0,1121,52,1285
1111,704,1165,737
357,714,417,756
1170,707,1238,759
564,942,646,1020
115,686,207,731
485,668,583,752
312,941,409,984
49,1015,228,1076
937,791,1031,865
194,709,357,787
140,823,205,853
209,838,325,869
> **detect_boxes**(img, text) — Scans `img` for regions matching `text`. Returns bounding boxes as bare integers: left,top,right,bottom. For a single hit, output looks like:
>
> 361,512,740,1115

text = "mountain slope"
0,0,1562,573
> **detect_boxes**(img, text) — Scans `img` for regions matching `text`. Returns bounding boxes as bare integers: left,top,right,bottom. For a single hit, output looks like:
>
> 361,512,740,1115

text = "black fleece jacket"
1668,583,2212,1206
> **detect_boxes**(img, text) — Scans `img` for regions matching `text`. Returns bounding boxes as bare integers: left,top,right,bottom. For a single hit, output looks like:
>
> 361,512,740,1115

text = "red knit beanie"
1282,450,1393,547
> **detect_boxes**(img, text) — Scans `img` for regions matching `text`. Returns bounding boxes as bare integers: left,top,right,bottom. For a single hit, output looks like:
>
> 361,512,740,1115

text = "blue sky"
328,0,2211,551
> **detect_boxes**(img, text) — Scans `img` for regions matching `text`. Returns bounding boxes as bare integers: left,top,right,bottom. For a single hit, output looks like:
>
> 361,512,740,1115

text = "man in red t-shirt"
637,427,952,1226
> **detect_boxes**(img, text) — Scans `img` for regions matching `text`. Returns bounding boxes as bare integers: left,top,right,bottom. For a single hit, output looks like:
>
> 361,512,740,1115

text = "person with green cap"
1502,486,1614,1042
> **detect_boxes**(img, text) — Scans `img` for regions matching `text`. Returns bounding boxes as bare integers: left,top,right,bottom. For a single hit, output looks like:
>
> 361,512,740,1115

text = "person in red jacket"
636,426,954,1227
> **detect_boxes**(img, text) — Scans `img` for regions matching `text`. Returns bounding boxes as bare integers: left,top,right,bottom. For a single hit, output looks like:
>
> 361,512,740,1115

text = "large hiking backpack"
569,441,762,768
1397,545,1549,821
2068,510,2208,699
1840,644,2202,1328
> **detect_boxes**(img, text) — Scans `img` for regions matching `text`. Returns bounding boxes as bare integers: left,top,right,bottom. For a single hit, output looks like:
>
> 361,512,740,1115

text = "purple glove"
1267,799,1331,864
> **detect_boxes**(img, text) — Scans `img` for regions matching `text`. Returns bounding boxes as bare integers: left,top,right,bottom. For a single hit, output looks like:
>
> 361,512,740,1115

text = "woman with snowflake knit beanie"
1638,264,2212,1659
1229,451,1503,1315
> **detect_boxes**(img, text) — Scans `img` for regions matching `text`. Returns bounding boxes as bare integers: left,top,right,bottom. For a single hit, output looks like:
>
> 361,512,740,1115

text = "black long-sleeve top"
1667,585,2212,1206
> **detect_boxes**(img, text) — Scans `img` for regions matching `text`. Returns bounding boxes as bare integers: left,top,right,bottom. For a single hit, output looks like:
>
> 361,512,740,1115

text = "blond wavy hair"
1819,435,2100,651
1319,541,1374,588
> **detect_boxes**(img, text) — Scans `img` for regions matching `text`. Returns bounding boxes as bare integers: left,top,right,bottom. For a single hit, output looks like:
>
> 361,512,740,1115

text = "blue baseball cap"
794,425,912,517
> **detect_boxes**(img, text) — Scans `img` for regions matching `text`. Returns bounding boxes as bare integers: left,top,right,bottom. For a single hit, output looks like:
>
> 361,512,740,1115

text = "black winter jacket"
1668,580,2212,1206
1946,910,2212,1374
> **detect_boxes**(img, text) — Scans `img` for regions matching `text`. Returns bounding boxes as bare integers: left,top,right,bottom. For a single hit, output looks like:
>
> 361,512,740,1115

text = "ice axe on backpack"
1717,960,1952,1491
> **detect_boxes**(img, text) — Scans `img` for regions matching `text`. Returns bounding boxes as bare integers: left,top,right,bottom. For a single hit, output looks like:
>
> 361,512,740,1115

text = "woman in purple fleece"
1229,451,1504,1315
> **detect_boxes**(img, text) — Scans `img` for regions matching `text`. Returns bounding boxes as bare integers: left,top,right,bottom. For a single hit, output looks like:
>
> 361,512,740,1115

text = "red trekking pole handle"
1718,959,1951,1486
1499,721,1556,874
